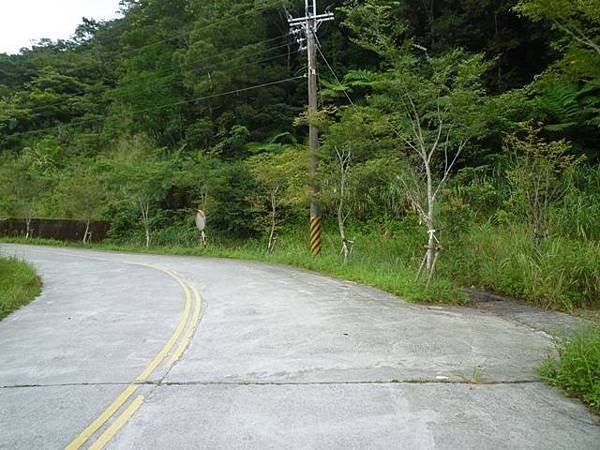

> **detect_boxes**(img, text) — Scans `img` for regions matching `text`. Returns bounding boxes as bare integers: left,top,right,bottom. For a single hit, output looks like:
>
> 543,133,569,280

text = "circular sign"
195,210,206,231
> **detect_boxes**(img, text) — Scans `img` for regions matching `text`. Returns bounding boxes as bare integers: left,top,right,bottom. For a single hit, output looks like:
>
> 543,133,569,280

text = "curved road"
0,244,598,449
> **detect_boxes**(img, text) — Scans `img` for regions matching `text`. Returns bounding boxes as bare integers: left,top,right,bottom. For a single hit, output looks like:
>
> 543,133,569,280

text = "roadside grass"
0,255,41,320
0,229,467,306
539,326,600,413
440,224,600,312
452,366,487,384
3,220,599,311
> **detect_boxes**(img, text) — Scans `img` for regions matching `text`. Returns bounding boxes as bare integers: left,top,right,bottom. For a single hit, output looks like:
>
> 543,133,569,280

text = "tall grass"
552,166,600,241
0,255,41,320
540,326,600,412
446,224,600,311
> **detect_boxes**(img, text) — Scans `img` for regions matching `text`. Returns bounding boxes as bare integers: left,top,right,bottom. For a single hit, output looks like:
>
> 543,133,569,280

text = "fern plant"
532,81,600,132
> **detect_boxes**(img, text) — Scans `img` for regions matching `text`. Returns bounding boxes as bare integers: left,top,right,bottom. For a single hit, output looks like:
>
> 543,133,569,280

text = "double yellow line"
66,264,203,450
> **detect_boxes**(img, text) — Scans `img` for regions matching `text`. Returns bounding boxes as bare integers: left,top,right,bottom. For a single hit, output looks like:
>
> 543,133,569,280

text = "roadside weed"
453,366,487,384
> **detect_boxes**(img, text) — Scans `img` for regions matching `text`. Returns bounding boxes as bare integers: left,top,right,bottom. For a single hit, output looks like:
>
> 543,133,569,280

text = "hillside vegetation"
1,0,599,311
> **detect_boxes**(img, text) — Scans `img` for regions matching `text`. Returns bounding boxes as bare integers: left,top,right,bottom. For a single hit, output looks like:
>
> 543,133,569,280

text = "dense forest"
1,0,599,310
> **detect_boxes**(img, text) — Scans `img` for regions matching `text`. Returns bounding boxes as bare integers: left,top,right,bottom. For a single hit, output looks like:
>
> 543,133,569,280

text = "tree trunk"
140,200,151,248
267,193,277,254
145,225,152,248
25,217,32,239
336,147,353,264
425,164,435,277
83,219,91,244
338,200,351,264
414,155,440,287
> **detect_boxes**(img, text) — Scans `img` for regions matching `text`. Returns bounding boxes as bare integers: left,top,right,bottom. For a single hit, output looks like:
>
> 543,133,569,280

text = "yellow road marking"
168,279,202,366
134,264,192,382
88,395,145,450
65,262,200,449
18,249,205,449
65,385,138,450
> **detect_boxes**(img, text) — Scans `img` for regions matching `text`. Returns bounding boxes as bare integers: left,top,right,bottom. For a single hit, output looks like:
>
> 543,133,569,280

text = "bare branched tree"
398,94,469,287
140,198,152,248
335,146,355,263
266,186,280,254
362,51,492,287
247,148,306,255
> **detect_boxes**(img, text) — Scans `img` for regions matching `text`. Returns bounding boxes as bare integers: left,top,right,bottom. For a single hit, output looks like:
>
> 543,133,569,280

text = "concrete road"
0,244,598,450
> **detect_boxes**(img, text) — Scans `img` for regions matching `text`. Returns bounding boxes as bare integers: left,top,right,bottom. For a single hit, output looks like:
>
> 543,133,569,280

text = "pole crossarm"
288,13,334,25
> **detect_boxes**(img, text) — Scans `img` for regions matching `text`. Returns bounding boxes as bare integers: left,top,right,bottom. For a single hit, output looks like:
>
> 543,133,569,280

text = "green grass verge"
539,327,600,413
4,219,600,312
0,254,42,320
0,236,467,306
134,221,600,311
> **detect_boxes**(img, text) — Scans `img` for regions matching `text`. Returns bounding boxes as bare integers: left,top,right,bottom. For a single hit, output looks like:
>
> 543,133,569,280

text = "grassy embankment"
0,255,41,320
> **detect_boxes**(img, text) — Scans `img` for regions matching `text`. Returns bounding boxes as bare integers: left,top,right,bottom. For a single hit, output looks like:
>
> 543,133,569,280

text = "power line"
315,38,380,144
116,38,294,90
19,33,296,115
108,49,300,104
25,0,290,78
2,1,304,139
3,74,305,139
131,75,305,114
19,48,300,117
315,38,355,107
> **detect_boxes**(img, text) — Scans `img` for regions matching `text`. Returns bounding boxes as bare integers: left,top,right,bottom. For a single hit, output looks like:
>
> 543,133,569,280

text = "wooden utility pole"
306,11,321,256
288,1,334,257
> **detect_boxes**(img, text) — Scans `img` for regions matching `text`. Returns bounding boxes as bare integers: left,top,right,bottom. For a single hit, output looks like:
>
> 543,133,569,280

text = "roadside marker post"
195,209,207,247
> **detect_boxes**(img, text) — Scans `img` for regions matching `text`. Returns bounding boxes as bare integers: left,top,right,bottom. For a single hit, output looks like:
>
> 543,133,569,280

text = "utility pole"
288,1,334,257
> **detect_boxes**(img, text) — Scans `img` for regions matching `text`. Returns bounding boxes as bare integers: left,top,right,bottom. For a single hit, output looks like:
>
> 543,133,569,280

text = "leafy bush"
207,162,260,238
540,327,600,412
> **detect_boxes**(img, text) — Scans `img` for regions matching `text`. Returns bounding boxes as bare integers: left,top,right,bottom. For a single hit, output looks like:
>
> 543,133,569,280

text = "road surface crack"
1,379,543,389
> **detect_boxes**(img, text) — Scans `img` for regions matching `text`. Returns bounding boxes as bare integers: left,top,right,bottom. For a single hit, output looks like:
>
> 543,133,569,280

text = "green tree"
247,147,306,253
54,166,107,243
505,124,585,244
0,156,46,238
331,50,491,285
516,0,600,55
104,138,176,247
